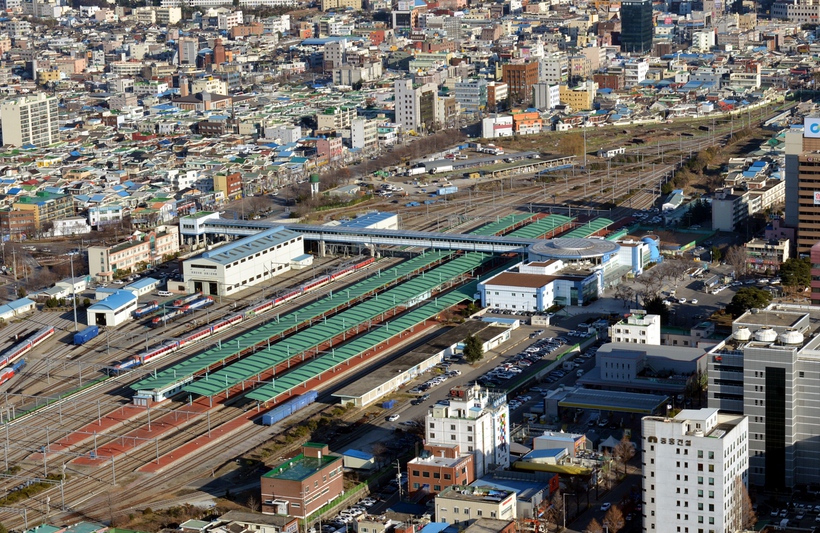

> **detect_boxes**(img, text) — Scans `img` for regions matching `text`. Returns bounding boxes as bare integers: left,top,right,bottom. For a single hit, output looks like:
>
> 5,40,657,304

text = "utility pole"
395,460,402,501
70,255,78,332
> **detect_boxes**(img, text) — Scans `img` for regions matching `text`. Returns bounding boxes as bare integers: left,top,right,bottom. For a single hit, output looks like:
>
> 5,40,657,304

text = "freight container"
382,399,397,409
406,167,426,176
437,186,458,196
73,325,100,346
430,165,453,174
261,390,318,426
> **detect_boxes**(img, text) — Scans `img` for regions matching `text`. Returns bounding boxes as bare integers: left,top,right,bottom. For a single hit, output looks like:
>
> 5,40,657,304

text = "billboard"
814,191,820,205
806,118,820,138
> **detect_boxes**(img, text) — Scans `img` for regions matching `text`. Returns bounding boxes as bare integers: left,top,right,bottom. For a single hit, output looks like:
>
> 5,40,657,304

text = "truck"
406,167,426,176
437,186,458,196
430,165,453,174
73,325,100,346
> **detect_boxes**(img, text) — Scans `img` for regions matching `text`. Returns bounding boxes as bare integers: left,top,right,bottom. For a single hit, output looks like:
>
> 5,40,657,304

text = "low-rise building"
434,484,517,526
87,226,180,281
609,310,661,345
744,238,790,273
408,444,475,496
86,290,138,327
261,443,343,518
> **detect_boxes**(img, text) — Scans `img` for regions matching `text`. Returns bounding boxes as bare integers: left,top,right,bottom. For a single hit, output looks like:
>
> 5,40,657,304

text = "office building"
501,62,538,103
261,443,343,518
178,37,198,65
0,93,59,147
620,0,653,54
784,120,820,254
182,226,303,297
609,311,661,345
394,79,437,133
425,384,510,478
642,408,749,533
706,305,820,489
453,79,488,113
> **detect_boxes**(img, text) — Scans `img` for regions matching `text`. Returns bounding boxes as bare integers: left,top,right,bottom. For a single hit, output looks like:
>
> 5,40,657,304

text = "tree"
613,284,634,308
642,295,670,325
246,495,259,512
463,334,484,363
710,245,722,263
725,245,748,278
780,257,810,288
613,434,635,474
16,286,26,298
736,475,757,531
546,489,564,526
727,287,772,318
603,505,625,533
584,518,604,533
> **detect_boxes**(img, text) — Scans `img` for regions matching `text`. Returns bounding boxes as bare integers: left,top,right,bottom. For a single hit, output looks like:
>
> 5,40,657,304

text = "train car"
178,326,213,348
172,293,202,307
188,297,214,311
329,265,355,281
300,275,330,293
274,289,302,306
73,325,100,346
212,313,243,333
150,305,190,327
111,357,142,373
0,359,26,386
260,390,318,425
132,301,160,319
0,326,55,368
139,341,181,365
353,257,375,270
245,300,274,318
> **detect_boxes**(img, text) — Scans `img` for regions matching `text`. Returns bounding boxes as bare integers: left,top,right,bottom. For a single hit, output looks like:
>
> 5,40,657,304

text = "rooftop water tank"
754,327,777,343
779,329,804,346
734,326,752,341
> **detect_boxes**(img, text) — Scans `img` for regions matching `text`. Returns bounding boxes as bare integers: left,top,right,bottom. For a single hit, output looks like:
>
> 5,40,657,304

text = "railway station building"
182,226,304,297
86,290,138,327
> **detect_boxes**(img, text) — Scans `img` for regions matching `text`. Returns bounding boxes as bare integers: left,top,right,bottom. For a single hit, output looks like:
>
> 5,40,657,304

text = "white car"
691,298,699,304
678,297,687,303
387,414,400,422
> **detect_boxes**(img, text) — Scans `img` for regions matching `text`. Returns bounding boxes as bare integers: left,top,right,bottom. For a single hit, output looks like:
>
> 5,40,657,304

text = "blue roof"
471,476,549,500
7,188,22,195
741,170,758,178
524,448,566,459
343,449,374,460
88,290,137,311
339,212,396,229
125,277,159,291
0,297,34,315
418,523,449,533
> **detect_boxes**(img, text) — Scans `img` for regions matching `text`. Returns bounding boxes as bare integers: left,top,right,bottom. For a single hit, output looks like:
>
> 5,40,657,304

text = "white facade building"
609,311,661,345
86,290,138,327
182,226,304,297
351,117,379,151
425,384,510,478
624,60,649,88
532,82,560,111
481,116,513,139
642,408,749,533
0,93,59,148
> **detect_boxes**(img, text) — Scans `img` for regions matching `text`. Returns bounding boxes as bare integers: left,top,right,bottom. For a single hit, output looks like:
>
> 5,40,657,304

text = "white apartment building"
217,10,244,30
265,124,302,144
191,77,228,95
134,80,169,97
351,117,378,152
609,311,661,345
324,40,347,69
624,60,649,88
692,31,716,52
0,93,59,148
453,79,487,113
425,385,510,478
394,79,436,133
642,408,749,533
538,56,568,84
532,82,560,111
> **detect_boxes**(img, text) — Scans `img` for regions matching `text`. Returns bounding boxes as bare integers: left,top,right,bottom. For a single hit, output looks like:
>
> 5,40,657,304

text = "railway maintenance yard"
0,112,783,532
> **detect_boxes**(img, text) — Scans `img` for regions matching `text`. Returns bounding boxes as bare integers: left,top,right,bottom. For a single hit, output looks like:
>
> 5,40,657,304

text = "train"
260,390,318,425
112,257,375,373
73,325,100,345
150,297,214,328
0,359,26,386
132,300,160,319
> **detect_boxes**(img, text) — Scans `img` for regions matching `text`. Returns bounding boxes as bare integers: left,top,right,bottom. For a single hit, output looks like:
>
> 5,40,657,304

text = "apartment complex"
88,225,180,280
706,306,820,488
425,384,510,478
642,408,749,533
501,62,538,102
608,311,661,345
261,443,343,518
0,93,60,147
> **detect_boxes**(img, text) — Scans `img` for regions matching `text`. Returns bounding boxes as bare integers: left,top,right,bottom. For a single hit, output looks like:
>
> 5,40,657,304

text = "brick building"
501,62,538,103
408,444,475,497
261,443,344,519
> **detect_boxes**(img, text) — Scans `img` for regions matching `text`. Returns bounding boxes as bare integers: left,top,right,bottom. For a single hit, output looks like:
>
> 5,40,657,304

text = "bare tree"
547,489,564,526
246,495,259,512
725,245,748,278
603,505,625,533
371,442,390,469
613,434,636,475
584,518,604,533
614,284,635,308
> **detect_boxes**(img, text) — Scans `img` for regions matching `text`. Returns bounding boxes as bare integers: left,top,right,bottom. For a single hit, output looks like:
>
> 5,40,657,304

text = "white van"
158,290,173,297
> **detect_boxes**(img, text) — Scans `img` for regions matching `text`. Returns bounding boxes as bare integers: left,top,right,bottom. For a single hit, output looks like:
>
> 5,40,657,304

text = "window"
453,508,459,514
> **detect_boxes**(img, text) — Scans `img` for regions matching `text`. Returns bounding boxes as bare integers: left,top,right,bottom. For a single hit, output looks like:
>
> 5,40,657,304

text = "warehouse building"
183,226,304,297
86,290,138,327
0,298,35,321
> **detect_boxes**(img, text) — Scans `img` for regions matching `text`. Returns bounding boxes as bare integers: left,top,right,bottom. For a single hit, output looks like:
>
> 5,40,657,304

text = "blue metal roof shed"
87,290,138,327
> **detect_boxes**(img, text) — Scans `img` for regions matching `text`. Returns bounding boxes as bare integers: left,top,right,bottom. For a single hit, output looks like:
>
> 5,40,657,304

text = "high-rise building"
0,93,59,147
620,0,653,54
394,79,437,133
425,384,509,478
178,36,198,65
706,304,820,489
784,120,820,254
642,408,749,533
501,62,538,103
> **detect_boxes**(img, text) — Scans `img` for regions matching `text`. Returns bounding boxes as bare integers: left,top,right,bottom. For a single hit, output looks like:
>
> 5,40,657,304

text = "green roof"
263,452,340,481
507,215,575,239
471,213,536,236
560,217,614,239
183,211,216,219
132,252,453,393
